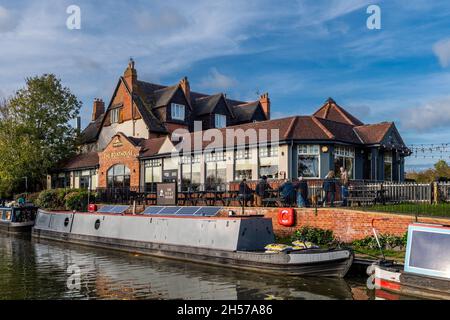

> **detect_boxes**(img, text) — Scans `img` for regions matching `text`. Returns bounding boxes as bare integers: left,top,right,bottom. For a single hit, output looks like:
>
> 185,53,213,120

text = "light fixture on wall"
321,146,329,153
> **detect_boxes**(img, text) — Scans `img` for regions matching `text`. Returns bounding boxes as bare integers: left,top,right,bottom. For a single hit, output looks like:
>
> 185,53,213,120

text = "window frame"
214,114,227,128
171,103,186,121
110,108,121,124
297,144,320,179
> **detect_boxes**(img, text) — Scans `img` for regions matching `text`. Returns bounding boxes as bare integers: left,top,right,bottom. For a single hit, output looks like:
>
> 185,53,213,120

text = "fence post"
433,181,439,204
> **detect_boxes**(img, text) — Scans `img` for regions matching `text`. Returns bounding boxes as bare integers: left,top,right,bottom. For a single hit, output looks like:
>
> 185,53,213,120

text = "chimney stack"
259,92,270,120
92,98,105,121
179,76,191,105
76,116,81,135
124,58,137,91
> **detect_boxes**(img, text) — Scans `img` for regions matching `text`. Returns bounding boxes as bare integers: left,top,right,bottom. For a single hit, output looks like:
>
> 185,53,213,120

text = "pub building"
48,59,410,192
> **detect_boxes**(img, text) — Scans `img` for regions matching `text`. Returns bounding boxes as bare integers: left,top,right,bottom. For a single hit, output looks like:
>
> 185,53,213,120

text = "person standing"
278,179,295,206
340,167,349,207
295,177,309,207
322,171,336,207
255,176,270,207
238,178,253,206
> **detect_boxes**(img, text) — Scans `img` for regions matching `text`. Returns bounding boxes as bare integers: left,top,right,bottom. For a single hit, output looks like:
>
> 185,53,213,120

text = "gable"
313,98,363,126
380,124,406,148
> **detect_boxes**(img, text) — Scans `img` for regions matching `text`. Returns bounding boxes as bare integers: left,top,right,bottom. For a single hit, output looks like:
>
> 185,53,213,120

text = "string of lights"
408,143,450,159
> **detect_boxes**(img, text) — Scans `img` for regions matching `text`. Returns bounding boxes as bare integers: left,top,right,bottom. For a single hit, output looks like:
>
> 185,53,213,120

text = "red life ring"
278,208,295,227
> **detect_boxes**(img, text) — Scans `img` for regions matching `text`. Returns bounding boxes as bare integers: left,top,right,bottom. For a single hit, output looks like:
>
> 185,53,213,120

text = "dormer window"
171,103,185,121
111,108,120,124
215,114,226,128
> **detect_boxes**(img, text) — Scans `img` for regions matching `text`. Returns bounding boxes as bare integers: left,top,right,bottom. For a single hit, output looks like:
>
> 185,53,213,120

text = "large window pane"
298,155,319,178
334,146,355,178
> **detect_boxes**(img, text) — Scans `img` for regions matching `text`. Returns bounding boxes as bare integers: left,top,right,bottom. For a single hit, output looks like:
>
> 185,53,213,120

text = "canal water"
0,233,376,300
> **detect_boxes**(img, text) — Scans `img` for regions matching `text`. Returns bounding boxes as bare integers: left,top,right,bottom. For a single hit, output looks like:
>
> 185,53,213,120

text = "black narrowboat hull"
32,228,353,278
0,221,34,234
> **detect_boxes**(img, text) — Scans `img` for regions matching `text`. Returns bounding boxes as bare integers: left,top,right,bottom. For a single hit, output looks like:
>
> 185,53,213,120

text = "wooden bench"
348,185,384,206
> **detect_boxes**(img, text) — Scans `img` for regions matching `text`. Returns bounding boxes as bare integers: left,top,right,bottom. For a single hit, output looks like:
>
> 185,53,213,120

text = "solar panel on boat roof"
176,207,201,215
159,206,181,215
97,205,115,213
195,207,222,216
142,206,164,215
110,205,129,214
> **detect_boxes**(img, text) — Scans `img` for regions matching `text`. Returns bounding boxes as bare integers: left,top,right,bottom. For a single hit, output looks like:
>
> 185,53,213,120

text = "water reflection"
0,233,371,300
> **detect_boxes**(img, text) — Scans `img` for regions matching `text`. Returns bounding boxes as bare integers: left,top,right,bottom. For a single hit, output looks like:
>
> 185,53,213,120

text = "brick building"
48,59,410,191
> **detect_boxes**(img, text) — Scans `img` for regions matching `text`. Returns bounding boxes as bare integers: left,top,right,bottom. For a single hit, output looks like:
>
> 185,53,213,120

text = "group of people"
237,167,350,208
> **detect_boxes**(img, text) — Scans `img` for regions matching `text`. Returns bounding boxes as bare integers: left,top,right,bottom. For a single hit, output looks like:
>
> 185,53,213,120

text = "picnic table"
348,184,385,206
262,189,284,207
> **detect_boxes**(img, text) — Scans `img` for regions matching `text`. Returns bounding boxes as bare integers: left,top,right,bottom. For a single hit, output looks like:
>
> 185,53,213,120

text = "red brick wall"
98,134,141,188
221,207,449,243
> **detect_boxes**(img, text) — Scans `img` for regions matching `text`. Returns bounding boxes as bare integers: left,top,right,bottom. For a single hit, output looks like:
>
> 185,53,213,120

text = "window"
75,170,95,189
162,157,178,183
181,155,201,190
235,148,253,180
110,108,120,124
298,145,320,178
144,159,162,190
215,114,227,128
171,103,185,121
205,152,227,190
334,146,355,179
107,164,131,188
259,145,279,179
53,172,70,188
235,148,251,160
259,145,278,158
384,152,393,181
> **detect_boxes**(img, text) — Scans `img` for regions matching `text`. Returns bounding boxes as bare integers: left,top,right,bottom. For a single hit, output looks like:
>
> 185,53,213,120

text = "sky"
1,0,450,171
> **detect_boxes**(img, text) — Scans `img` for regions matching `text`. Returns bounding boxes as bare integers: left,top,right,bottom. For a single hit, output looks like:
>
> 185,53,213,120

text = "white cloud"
199,68,237,91
402,97,450,131
0,5,18,33
433,38,450,67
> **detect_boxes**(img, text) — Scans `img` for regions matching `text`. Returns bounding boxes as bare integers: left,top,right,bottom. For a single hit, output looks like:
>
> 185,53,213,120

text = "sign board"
157,183,178,206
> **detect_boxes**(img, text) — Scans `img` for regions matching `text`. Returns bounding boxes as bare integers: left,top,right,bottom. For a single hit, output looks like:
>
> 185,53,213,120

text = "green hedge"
352,233,407,251
36,188,95,211
292,226,336,246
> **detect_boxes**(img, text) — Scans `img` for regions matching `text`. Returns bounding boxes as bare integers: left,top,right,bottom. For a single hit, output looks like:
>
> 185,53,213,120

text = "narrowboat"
370,223,450,299
32,205,354,278
0,204,38,233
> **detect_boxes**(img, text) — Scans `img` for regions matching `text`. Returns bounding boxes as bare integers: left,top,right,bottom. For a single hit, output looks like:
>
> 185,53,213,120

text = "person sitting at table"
255,176,271,207
294,176,309,208
278,179,295,207
238,179,254,206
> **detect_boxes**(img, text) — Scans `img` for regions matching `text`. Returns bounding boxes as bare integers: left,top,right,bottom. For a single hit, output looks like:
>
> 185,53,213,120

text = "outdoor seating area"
94,180,450,216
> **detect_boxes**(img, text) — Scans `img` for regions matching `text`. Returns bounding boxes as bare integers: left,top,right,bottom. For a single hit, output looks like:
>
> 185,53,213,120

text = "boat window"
405,226,450,279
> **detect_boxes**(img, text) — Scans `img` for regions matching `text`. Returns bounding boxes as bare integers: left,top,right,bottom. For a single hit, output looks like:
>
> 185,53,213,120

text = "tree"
406,160,450,183
0,74,81,197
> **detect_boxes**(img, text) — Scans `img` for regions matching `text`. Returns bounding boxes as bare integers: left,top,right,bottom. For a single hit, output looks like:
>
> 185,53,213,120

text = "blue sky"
1,0,450,170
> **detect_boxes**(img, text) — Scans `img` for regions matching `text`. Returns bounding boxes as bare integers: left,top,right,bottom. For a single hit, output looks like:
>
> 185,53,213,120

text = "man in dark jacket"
278,180,295,206
255,176,270,207
238,179,253,206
